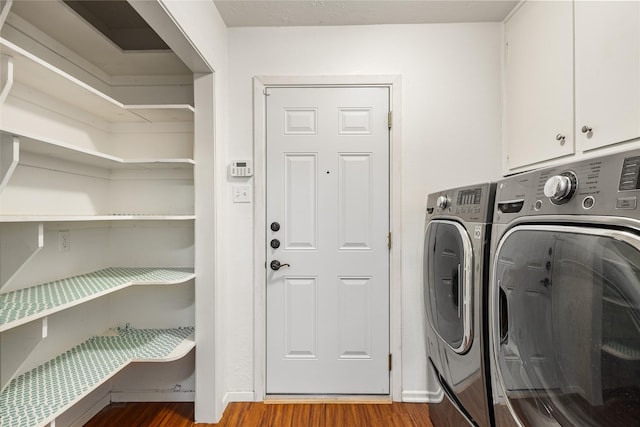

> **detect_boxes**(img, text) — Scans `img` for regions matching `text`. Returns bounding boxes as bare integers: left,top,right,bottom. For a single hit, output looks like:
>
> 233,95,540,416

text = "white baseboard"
69,394,111,427
401,389,443,403
110,391,195,402
223,391,256,403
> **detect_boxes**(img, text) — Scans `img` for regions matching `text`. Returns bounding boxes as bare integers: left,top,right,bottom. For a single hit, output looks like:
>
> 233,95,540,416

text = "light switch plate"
232,185,251,203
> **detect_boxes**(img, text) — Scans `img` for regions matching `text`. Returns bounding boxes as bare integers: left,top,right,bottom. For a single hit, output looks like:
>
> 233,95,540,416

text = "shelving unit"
0,215,196,223
1,1,198,423
0,326,195,427
0,38,194,124
0,267,195,332
6,131,194,170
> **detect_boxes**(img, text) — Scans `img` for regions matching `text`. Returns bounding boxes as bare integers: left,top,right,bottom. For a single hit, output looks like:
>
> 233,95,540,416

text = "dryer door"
491,225,640,427
424,220,473,354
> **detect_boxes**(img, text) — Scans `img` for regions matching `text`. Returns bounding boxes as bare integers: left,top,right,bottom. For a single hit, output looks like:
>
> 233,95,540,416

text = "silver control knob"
544,175,571,199
436,195,449,209
543,172,577,204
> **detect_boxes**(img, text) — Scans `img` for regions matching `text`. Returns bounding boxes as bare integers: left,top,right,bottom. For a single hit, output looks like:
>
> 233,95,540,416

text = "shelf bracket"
0,222,43,291
0,132,18,194
42,316,48,339
0,0,13,33
0,53,13,104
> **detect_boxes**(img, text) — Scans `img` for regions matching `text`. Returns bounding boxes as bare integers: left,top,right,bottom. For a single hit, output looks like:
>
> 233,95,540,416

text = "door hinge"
389,353,392,371
387,232,392,250
388,111,392,129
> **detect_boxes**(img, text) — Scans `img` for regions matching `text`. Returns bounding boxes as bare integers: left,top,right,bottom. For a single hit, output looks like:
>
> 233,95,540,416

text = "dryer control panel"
426,183,496,224
495,147,640,224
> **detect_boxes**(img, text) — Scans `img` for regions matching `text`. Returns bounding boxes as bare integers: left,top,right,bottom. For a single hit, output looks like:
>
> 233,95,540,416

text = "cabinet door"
505,0,574,170
575,1,640,151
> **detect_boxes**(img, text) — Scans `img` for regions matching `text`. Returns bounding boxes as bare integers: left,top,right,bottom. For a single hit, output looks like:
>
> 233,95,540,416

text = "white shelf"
0,326,195,427
0,215,195,223
0,38,194,123
13,132,195,170
0,267,195,332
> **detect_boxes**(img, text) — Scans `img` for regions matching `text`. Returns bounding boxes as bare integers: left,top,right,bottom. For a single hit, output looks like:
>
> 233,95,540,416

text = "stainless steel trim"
424,219,474,354
429,358,477,427
489,223,640,426
495,214,640,231
457,263,462,319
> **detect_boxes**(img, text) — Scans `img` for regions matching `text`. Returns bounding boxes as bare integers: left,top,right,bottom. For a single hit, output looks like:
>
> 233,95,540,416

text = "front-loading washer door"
424,220,473,354
491,225,640,427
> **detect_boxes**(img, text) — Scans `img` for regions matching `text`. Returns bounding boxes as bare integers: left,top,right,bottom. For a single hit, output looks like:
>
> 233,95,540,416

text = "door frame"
252,75,403,400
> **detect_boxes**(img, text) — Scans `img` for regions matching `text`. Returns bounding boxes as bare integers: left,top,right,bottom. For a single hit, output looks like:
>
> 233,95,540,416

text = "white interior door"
266,86,390,394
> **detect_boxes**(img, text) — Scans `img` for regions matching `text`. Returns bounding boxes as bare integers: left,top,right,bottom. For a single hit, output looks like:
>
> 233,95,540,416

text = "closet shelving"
0,267,195,332
0,130,196,221
0,326,195,427
1,2,196,425
0,38,195,123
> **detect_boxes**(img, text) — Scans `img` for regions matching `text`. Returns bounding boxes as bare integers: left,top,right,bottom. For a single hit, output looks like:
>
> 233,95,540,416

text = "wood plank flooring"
84,401,435,427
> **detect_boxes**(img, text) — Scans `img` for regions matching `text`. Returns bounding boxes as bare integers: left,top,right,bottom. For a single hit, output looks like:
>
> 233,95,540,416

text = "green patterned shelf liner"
0,326,195,427
0,267,195,328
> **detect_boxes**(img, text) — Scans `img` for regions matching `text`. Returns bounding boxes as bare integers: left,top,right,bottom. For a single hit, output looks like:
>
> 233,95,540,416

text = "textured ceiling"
214,0,519,27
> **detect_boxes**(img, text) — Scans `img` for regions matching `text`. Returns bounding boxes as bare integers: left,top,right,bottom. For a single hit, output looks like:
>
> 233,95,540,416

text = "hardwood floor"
84,401,435,427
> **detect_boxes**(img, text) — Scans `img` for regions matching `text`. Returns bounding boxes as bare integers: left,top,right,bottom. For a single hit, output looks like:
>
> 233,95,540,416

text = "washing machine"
424,183,496,427
490,149,640,426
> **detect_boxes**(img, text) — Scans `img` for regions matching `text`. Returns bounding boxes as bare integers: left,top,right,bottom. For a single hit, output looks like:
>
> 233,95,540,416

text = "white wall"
225,23,502,399
133,0,229,422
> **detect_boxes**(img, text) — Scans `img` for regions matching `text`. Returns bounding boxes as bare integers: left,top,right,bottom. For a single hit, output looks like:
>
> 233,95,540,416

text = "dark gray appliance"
424,183,496,427
490,150,640,427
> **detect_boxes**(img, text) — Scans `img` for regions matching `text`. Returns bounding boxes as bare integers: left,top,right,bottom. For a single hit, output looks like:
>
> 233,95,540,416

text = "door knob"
270,239,280,249
581,125,592,134
270,222,281,232
270,260,290,271
555,134,566,145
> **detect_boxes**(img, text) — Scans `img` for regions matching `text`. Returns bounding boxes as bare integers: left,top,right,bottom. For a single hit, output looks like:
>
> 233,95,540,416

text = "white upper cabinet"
575,0,640,151
504,0,640,173
504,0,574,170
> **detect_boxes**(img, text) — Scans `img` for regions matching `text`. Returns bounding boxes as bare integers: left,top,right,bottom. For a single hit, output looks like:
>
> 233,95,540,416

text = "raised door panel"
284,154,317,250
505,0,574,170
338,154,372,250
575,1,640,151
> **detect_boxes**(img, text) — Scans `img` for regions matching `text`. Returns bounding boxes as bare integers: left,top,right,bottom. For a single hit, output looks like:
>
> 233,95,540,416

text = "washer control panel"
495,147,640,222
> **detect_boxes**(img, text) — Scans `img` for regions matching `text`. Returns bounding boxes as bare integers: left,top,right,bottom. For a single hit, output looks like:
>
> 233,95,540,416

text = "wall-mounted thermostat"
229,160,253,177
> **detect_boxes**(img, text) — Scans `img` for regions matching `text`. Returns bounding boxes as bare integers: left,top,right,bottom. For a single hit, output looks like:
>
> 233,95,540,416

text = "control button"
582,196,595,210
617,197,637,210
534,200,543,211
619,156,640,191
543,171,577,205
436,195,449,209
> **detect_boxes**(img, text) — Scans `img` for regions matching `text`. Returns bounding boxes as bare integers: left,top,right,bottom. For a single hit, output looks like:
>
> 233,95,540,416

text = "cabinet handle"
581,125,593,134
555,134,566,145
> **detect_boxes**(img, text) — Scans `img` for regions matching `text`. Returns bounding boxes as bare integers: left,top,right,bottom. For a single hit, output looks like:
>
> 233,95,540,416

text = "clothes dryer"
424,183,496,427
490,150,640,426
